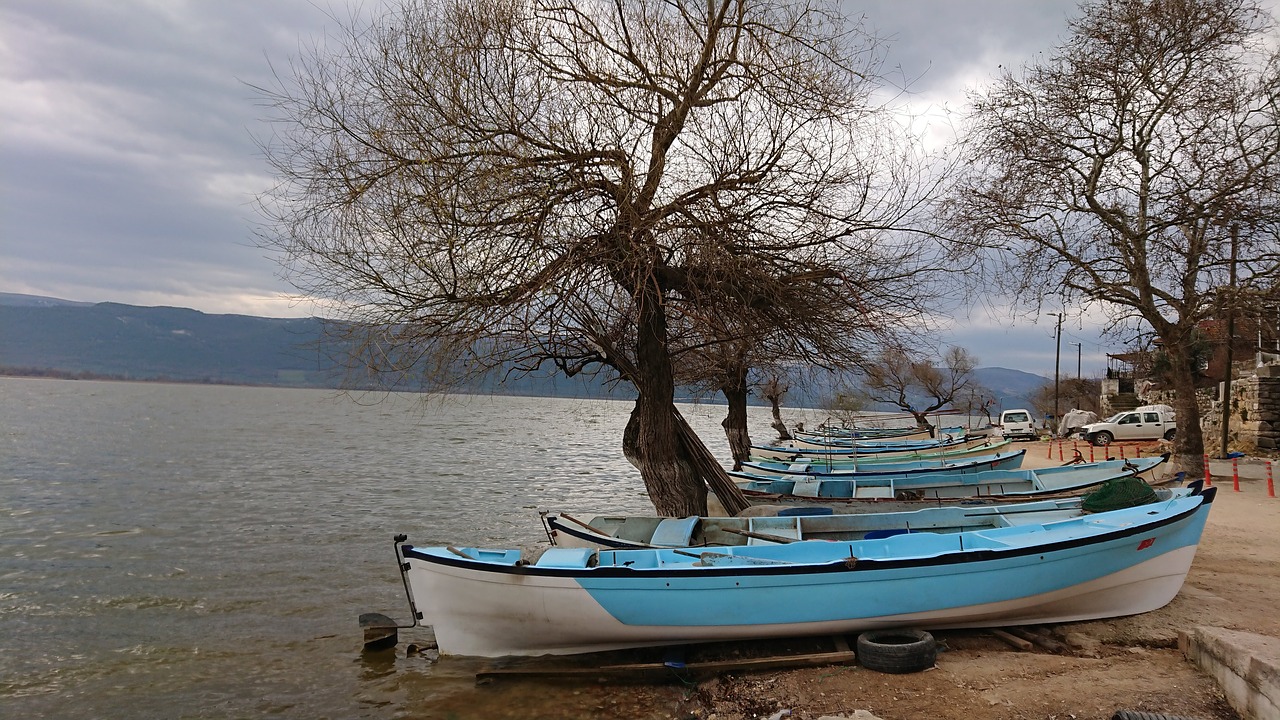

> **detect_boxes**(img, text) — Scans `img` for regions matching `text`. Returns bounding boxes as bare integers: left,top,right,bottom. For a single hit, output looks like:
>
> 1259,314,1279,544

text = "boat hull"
400,489,1212,657
737,449,1026,481
735,456,1166,501
751,434,984,461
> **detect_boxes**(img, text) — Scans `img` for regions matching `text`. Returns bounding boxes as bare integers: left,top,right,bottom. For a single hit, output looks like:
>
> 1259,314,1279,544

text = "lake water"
0,378,839,718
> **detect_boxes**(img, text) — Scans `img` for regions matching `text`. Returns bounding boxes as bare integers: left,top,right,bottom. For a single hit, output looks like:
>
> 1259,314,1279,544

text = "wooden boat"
752,433,985,461
749,438,1016,470
734,455,1167,502
394,482,1215,656
793,426,933,442
787,426,966,450
735,448,1027,482
795,425,930,441
545,482,1199,550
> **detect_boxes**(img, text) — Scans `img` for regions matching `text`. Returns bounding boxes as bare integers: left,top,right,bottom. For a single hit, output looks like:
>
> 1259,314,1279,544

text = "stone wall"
1202,364,1280,452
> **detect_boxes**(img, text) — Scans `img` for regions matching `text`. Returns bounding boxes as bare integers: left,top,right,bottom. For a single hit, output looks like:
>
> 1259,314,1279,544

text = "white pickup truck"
1078,405,1177,446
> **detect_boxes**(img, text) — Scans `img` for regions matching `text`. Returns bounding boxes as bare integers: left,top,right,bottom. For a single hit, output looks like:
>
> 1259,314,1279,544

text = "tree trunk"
910,411,934,436
721,366,751,471
763,380,793,441
1164,344,1206,478
621,294,707,517
675,410,751,515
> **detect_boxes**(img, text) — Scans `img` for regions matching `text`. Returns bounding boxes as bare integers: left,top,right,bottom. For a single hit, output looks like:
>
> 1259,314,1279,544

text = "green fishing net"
1081,475,1158,513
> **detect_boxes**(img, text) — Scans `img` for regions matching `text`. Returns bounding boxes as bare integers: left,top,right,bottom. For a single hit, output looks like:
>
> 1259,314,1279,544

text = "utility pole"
1069,341,1082,410
1049,312,1063,432
1220,224,1238,459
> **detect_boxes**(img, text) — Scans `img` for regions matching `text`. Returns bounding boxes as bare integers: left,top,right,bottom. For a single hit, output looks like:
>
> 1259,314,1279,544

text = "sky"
0,0,1166,379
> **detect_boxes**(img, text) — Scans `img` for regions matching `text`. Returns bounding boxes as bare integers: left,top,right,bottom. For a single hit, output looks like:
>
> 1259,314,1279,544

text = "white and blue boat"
733,448,1027,482
750,438,1016,469
735,455,1167,501
751,433,981,461
793,425,931,441
395,482,1214,657
786,426,967,451
544,482,1194,550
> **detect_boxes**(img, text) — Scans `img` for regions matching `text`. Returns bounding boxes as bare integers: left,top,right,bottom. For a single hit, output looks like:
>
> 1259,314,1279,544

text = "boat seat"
746,517,801,545
853,478,894,499
650,516,699,546
853,486,895,499
535,547,597,568
791,479,823,497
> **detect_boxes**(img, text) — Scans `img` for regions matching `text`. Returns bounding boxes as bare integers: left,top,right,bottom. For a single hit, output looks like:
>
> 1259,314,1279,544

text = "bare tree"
949,0,1280,475
257,0,945,515
759,374,795,442
820,384,871,427
858,346,979,433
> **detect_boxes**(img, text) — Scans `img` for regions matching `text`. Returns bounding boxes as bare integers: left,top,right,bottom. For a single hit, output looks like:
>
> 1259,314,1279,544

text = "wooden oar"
556,512,613,537
721,527,799,544
671,549,794,566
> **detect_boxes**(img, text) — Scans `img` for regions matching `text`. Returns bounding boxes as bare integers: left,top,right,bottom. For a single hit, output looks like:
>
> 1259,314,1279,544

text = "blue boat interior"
505,492,1206,570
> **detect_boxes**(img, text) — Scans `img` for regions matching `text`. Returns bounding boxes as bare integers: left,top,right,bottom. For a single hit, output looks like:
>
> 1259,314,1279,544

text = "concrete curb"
1180,625,1280,720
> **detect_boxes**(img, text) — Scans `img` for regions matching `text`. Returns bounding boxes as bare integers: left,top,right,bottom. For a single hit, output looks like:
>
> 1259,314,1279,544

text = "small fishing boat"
394,482,1214,657
752,433,982,461
795,425,931,441
545,481,1198,550
734,449,1027,482
787,426,967,450
734,455,1167,502
750,438,1016,470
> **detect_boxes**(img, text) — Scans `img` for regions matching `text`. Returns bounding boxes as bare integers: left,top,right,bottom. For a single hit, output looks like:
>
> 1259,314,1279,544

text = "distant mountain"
0,294,1050,406
971,366,1049,413
0,294,621,396
0,292,94,308
0,295,336,386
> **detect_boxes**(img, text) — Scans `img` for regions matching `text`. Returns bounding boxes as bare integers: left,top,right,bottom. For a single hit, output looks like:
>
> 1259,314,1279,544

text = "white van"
997,408,1039,441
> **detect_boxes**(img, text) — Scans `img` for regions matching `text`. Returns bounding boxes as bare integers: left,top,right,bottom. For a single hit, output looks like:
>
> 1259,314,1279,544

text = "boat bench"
651,516,700,546
535,547,598,568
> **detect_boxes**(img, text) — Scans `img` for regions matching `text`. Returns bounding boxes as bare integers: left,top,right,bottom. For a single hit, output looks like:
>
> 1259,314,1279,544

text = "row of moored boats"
391,422,1212,657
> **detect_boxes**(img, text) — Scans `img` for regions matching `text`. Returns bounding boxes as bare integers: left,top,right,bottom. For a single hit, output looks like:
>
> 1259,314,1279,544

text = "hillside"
0,293,1047,406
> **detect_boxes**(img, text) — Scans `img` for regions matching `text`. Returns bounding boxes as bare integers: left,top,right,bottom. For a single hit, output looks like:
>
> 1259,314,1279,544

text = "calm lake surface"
1,378,830,719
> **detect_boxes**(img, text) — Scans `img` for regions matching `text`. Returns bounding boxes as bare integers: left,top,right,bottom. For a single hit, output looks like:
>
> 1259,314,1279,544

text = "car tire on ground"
1163,429,1176,441
856,629,936,674
1092,430,1114,446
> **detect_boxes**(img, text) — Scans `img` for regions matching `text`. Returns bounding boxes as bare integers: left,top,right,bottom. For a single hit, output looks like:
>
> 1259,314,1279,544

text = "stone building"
1202,356,1280,453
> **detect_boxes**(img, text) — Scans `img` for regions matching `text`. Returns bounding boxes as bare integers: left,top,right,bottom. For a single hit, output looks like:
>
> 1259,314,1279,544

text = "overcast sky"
1,0,1182,378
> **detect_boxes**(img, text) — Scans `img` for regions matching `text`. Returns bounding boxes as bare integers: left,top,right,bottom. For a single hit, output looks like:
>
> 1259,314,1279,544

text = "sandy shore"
679,441,1280,719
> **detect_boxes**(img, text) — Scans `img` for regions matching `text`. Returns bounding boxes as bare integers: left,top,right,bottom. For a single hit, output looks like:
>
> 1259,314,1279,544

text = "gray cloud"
0,0,1136,371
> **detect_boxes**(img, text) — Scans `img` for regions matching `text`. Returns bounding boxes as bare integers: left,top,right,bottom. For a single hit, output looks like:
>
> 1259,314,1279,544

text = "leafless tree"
759,374,795,442
858,346,979,432
257,0,946,515
948,0,1280,474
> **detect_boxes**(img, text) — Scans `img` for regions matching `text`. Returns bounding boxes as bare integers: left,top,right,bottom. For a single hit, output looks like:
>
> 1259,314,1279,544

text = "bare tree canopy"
858,346,979,431
948,0,1280,473
256,0,947,515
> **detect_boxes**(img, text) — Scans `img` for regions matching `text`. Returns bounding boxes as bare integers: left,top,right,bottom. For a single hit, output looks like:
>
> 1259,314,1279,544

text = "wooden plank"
989,629,1033,651
476,646,857,680
1007,627,1068,654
